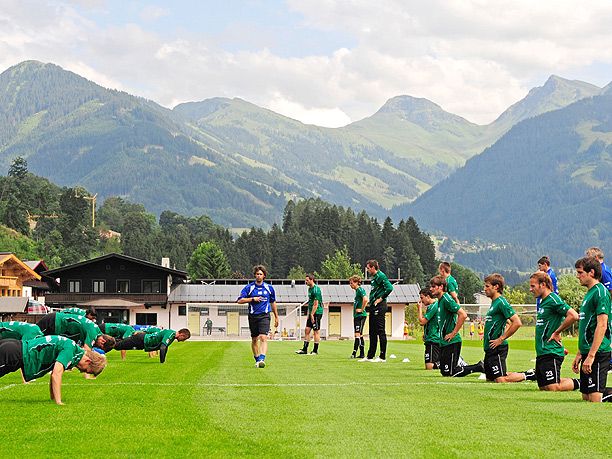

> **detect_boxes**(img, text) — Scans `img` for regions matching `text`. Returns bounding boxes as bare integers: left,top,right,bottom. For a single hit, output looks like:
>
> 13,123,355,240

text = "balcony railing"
0,276,18,288
45,292,168,305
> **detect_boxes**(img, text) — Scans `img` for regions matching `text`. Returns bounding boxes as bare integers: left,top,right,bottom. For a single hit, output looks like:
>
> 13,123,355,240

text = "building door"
385,311,392,336
227,311,240,335
328,312,341,337
188,311,200,336
97,309,129,324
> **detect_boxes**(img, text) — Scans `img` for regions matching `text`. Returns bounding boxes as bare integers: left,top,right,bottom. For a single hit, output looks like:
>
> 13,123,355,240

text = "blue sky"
1,0,612,127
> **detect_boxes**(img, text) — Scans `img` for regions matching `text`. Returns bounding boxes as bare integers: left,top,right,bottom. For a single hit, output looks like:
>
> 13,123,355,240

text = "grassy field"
0,339,609,458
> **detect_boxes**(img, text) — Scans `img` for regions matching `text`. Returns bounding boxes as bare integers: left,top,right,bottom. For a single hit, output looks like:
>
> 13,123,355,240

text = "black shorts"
535,354,564,387
306,314,322,331
579,351,611,394
368,302,387,335
248,313,270,338
0,339,24,378
484,345,508,380
424,342,440,364
113,332,145,351
36,312,56,335
353,316,367,334
439,342,462,376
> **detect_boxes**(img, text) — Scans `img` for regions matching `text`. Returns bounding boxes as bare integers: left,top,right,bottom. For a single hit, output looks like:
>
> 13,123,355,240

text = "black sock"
379,334,387,359
353,338,359,353
313,342,319,353
572,378,580,391
302,341,309,352
359,337,365,355
602,387,612,402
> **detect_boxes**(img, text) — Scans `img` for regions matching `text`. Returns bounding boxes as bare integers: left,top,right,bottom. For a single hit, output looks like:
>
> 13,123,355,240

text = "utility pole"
82,194,97,227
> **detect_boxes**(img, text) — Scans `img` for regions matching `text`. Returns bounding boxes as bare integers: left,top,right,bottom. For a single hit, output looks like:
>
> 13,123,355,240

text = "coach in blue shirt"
536,256,558,307
586,247,612,292
237,265,279,368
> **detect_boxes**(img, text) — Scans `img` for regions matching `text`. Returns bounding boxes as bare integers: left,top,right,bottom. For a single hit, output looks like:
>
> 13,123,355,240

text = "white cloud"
1,1,612,126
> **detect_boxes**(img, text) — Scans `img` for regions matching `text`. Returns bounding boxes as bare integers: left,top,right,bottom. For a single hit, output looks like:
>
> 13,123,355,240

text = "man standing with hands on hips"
360,259,393,363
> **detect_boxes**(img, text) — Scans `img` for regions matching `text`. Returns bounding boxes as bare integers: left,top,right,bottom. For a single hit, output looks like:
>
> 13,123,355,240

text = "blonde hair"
85,350,107,377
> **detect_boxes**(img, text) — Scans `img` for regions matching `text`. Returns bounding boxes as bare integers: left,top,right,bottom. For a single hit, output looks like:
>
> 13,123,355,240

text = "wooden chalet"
42,253,187,326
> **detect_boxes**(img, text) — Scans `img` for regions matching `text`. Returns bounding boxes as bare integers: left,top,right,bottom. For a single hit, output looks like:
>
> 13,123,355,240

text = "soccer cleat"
357,355,365,359
295,349,307,354
372,357,386,363
457,356,468,367
309,351,318,355
258,360,266,368
358,357,373,362
524,368,537,381
476,360,485,373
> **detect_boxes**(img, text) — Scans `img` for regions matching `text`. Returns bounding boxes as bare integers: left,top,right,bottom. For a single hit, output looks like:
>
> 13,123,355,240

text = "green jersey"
483,296,516,351
446,275,459,295
369,270,394,303
578,283,611,355
21,335,85,382
104,323,136,339
535,292,570,357
0,321,43,340
308,285,324,315
55,312,101,348
438,293,462,347
144,326,162,334
423,301,441,344
62,307,87,316
353,286,368,318
143,329,176,352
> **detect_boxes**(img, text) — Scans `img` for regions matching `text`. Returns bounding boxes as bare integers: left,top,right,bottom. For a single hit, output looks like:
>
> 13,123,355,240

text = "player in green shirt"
0,321,43,340
349,274,368,359
358,259,394,362
417,287,440,370
62,307,97,321
0,335,106,405
113,328,191,363
481,273,533,383
439,261,460,304
37,312,115,352
571,257,612,402
296,274,324,355
99,322,136,360
529,271,580,392
430,275,484,377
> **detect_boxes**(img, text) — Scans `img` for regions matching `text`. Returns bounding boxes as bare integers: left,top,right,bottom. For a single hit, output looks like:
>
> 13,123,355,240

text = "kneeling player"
0,335,106,405
417,287,440,370
430,276,484,377
114,328,190,363
349,275,368,359
530,272,580,391
482,274,533,383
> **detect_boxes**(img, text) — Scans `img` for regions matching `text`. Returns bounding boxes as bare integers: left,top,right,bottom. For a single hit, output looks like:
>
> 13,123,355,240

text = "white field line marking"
57,380,510,388
0,384,17,392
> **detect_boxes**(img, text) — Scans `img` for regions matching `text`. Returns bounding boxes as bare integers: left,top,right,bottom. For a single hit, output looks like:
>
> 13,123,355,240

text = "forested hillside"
401,93,612,267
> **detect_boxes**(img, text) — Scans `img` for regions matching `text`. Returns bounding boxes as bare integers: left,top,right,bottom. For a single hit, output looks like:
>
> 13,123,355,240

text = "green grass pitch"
0,338,609,458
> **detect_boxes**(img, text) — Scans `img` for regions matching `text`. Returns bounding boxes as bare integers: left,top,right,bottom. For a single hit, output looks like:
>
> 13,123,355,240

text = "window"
68,280,81,293
136,313,157,326
117,280,129,293
143,280,161,293
329,306,341,313
178,306,186,316
93,280,106,293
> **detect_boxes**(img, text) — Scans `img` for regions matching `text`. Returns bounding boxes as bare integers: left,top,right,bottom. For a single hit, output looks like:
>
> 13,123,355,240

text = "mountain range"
0,60,609,268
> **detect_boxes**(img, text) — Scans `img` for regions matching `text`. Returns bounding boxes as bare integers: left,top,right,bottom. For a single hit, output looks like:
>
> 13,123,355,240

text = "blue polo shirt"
601,262,612,291
237,282,276,315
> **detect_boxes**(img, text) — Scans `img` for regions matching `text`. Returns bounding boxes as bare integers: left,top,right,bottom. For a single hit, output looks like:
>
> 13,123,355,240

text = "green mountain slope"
399,94,612,262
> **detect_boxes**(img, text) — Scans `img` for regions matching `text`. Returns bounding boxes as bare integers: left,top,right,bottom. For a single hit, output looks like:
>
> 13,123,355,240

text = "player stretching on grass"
572,257,611,402
482,273,533,383
113,328,190,363
237,265,279,368
62,307,97,321
349,275,368,359
99,322,136,360
0,321,43,340
360,259,393,363
529,271,580,392
417,287,440,370
429,275,484,377
0,335,106,405
37,311,115,352
296,274,323,355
